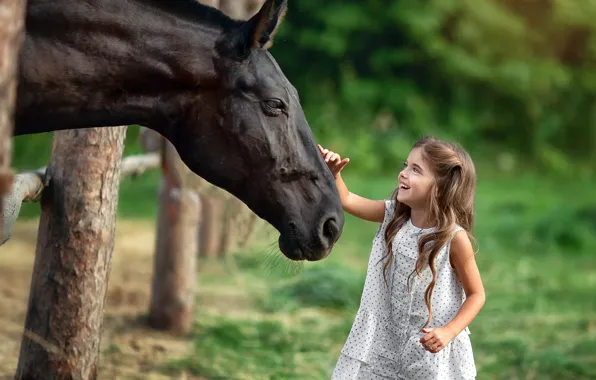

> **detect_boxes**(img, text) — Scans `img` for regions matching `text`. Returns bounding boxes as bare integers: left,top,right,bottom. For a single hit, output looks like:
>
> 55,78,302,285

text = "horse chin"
277,235,332,262
305,247,332,262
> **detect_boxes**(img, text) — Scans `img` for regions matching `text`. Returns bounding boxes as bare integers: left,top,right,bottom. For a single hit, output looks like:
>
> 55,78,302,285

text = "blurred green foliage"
11,0,596,178
269,0,596,174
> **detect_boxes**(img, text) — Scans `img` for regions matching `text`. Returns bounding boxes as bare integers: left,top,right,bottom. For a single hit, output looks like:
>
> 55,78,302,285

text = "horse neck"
15,0,229,139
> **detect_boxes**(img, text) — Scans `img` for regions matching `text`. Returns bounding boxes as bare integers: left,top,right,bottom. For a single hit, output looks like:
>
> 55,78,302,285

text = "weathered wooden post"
147,139,201,333
16,126,127,380
0,0,27,229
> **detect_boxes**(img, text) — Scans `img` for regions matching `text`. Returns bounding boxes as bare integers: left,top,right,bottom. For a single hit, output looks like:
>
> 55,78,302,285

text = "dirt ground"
0,219,198,380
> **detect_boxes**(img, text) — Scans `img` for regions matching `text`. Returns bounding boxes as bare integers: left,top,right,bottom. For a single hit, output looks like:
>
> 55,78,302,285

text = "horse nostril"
322,217,340,245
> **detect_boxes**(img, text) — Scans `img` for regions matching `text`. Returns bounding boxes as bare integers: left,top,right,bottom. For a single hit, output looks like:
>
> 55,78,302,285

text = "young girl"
320,136,485,380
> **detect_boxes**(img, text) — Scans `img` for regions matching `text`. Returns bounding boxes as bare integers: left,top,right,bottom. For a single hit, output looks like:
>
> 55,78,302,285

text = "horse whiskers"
260,239,303,277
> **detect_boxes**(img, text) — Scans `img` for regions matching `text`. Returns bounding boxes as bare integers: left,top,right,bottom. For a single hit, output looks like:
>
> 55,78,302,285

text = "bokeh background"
1,0,595,379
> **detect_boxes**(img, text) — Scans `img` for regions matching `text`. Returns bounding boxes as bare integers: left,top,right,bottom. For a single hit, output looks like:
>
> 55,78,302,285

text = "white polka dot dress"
331,200,477,380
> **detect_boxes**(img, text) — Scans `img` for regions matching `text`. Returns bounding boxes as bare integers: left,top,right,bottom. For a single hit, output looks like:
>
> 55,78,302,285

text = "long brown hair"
382,136,477,328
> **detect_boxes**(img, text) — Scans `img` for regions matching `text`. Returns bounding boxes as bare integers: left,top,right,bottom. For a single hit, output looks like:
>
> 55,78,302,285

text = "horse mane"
139,0,244,30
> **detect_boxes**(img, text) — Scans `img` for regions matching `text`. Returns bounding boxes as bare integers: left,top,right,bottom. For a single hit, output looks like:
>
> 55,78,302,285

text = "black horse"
14,0,344,261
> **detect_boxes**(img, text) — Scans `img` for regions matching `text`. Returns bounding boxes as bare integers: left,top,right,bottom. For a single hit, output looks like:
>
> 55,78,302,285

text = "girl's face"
396,147,435,209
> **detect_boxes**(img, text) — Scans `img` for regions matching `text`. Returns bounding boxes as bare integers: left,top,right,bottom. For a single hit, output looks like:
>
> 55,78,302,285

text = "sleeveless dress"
331,200,477,380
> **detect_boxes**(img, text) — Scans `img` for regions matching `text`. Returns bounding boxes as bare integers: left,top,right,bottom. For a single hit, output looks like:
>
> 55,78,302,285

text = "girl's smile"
396,147,434,210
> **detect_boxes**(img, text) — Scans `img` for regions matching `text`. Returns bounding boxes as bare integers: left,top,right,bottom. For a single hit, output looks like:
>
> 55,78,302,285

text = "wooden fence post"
16,127,127,380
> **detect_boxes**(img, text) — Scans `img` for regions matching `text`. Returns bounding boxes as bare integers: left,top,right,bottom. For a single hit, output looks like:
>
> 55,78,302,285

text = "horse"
13,0,344,261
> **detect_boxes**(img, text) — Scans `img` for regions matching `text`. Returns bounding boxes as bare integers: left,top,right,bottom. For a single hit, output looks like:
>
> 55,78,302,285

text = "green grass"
12,135,595,378
152,172,596,379
13,157,596,378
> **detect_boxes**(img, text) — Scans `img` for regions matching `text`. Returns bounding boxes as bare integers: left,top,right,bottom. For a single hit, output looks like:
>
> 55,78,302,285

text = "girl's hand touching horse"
317,143,385,223
318,144,350,178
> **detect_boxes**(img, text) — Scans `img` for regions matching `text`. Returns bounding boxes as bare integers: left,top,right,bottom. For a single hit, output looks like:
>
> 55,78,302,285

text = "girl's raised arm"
318,144,386,223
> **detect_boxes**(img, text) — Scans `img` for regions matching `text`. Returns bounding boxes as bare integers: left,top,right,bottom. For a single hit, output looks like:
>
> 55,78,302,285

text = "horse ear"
220,0,288,59
258,0,288,49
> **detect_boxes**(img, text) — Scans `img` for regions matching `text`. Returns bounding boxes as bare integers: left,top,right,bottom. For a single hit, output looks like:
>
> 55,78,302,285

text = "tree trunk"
15,127,127,380
238,212,261,250
219,197,244,256
141,125,202,333
198,195,224,258
219,0,246,20
0,0,27,227
148,141,200,334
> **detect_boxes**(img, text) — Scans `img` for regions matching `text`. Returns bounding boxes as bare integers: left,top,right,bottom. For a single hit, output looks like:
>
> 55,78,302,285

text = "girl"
320,136,485,380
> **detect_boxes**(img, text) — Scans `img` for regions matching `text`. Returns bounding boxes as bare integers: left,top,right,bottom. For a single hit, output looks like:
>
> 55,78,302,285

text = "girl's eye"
413,167,420,173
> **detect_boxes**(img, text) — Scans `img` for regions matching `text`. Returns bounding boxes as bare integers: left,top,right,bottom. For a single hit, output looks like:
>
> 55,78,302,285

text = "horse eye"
261,98,285,117
265,99,284,109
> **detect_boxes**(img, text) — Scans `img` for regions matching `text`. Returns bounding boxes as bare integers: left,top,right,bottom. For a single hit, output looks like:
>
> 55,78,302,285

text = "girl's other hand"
317,144,350,178
419,327,456,354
